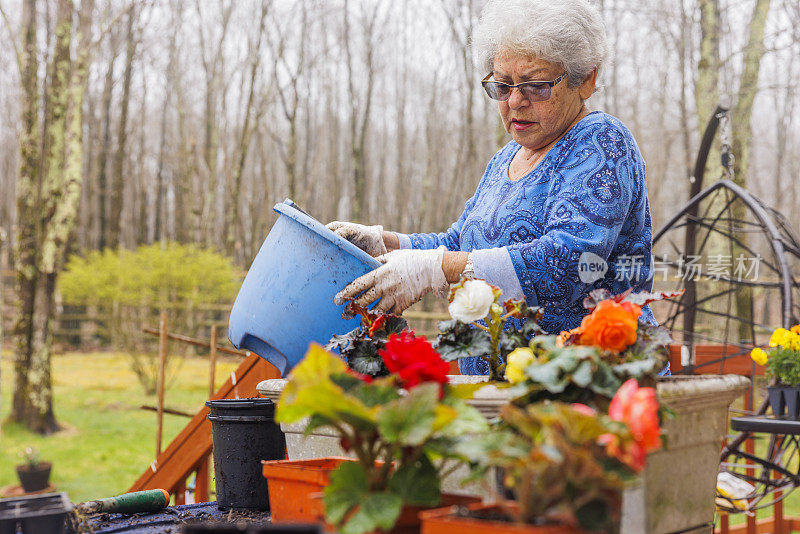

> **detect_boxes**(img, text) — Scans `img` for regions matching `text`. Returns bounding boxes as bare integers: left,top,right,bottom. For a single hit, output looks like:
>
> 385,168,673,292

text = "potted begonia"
439,282,677,387
325,303,409,377
501,289,679,410
751,324,800,418
435,281,749,533
437,279,543,381
264,339,486,534
421,379,661,533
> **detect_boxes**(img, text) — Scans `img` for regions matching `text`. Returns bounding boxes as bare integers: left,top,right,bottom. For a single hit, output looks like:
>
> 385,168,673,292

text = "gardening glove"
326,221,387,257
334,247,449,314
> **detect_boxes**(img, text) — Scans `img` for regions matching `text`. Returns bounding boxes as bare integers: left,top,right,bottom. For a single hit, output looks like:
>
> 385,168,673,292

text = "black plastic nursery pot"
15,462,52,493
0,492,73,534
206,398,286,511
768,386,800,419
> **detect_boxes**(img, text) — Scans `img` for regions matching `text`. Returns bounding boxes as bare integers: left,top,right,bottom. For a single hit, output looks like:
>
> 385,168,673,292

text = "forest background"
0,0,797,437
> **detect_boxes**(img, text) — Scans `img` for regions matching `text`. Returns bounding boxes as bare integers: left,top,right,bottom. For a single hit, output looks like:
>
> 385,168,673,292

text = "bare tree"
195,0,234,245
343,0,386,222
107,3,139,249
225,0,269,261
11,0,95,434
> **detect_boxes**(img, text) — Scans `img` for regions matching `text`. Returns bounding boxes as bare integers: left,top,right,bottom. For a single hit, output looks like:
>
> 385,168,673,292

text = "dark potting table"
85,502,319,533
717,416,800,516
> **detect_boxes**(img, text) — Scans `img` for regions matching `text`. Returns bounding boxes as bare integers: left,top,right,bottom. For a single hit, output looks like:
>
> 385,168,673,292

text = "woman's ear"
579,66,599,100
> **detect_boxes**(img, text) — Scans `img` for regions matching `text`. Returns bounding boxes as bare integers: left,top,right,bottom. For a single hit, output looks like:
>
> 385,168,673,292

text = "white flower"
449,279,495,323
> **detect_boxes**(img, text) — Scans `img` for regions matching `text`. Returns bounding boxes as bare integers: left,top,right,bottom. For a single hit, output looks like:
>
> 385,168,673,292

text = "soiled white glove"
334,247,449,314
326,221,387,257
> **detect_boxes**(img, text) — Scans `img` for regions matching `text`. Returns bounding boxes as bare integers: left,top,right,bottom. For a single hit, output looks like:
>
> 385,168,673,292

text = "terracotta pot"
262,456,480,532
420,502,588,534
262,456,349,526
15,462,52,493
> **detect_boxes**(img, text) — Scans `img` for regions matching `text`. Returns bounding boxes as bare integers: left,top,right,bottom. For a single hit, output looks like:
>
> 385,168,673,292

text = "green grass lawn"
0,350,239,504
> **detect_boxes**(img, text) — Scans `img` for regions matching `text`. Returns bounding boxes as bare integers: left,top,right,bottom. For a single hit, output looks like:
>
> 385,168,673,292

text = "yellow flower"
770,328,791,348
750,347,768,366
791,324,800,335
786,333,800,352
505,347,535,384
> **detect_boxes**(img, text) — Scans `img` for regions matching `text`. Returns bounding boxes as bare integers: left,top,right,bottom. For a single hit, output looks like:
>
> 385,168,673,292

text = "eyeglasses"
481,72,567,102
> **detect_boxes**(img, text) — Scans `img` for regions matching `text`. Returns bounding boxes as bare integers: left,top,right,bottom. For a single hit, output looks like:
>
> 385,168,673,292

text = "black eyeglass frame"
481,72,568,102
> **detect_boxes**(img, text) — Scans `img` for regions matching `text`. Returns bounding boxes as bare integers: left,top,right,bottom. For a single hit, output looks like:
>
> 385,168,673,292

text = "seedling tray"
0,492,73,534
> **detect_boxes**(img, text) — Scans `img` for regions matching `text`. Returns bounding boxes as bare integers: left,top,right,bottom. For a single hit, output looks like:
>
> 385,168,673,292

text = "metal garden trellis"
648,103,800,528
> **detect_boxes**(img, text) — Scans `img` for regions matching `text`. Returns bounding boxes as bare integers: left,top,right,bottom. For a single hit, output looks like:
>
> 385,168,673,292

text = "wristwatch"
462,253,475,280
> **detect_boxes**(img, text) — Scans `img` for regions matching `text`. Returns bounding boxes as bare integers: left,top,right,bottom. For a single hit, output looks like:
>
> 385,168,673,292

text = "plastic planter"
768,386,800,419
206,398,286,510
227,200,380,376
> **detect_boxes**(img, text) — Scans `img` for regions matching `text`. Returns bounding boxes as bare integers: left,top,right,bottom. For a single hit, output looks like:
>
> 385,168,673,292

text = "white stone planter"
258,374,750,533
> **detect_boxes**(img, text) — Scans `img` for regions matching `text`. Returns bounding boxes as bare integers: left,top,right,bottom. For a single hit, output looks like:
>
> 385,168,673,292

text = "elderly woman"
330,0,655,375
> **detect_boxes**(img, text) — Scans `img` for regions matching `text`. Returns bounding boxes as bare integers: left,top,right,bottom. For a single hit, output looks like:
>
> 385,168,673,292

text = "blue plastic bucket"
228,200,381,376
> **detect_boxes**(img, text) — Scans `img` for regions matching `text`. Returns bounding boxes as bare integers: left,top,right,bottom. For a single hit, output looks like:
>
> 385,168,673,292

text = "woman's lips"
512,120,535,131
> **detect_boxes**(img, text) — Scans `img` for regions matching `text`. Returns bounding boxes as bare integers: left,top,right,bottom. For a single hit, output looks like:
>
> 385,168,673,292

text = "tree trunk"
730,0,771,338
11,0,94,434
695,0,720,132
96,41,116,250
108,5,137,250
226,0,268,261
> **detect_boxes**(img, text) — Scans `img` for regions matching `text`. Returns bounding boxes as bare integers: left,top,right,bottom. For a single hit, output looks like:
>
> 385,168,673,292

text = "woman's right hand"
326,221,388,257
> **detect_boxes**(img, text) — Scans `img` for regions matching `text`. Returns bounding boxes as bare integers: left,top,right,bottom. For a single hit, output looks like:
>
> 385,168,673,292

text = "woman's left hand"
334,247,449,314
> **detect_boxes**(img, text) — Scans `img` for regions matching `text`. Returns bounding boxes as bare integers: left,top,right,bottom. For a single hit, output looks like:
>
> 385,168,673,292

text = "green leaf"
277,345,376,426
324,461,369,525
437,397,490,437
574,497,615,532
436,321,493,362
347,340,389,377
341,492,403,534
326,326,364,353
388,455,441,506
525,357,569,393
349,381,402,408
612,357,664,380
373,315,409,338
377,383,439,445
331,372,367,392
572,360,594,387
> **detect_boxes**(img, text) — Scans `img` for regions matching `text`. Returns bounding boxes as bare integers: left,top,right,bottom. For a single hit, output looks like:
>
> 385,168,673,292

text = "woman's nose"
507,87,528,108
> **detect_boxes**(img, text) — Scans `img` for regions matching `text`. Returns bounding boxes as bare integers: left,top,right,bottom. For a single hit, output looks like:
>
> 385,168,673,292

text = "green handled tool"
76,489,170,515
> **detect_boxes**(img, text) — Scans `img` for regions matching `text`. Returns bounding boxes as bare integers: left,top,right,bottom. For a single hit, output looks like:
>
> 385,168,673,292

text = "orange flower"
556,326,583,347
578,300,641,353
603,379,661,472
599,433,648,472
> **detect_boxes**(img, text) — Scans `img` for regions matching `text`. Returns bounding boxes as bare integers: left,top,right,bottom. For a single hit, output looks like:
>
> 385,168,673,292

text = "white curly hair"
472,0,608,88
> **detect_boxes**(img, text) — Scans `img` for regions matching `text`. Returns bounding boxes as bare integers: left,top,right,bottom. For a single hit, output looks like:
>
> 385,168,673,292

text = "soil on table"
70,502,271,533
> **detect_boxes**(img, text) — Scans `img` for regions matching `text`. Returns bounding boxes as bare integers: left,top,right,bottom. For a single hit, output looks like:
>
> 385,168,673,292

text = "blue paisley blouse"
396,112,656,375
